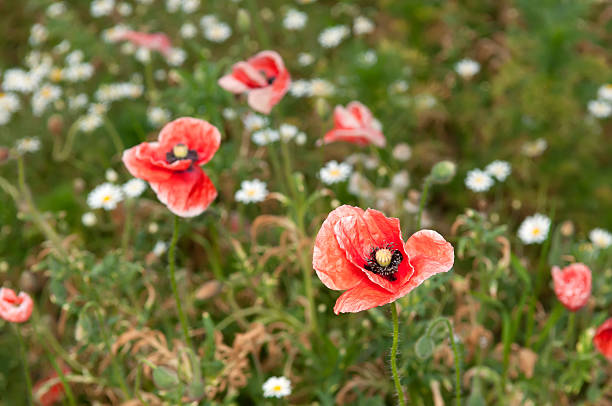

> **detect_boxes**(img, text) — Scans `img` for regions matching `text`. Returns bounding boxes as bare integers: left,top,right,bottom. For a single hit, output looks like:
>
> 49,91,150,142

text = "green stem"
246,0,270,47
103,116,124,156
427,318,461,406
144,61,159,104
15,325,33,406
121,200,133,255
390,304,406,406
95,310,131,399
565,312,575,348
52,118,82,161
416,177,432,230
169,215,193,348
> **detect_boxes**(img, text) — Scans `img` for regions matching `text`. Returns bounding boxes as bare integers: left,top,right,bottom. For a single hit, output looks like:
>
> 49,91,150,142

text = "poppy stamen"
166,143,198,164
364,243,403,281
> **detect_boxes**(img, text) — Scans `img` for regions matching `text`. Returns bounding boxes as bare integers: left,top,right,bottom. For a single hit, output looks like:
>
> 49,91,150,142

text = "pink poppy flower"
551,263,591,311
594,317,612,362
0,287,34,323
312,205,454,314
320,101,385,148
218,51,291,114
122,117,221,217
112,31,172,56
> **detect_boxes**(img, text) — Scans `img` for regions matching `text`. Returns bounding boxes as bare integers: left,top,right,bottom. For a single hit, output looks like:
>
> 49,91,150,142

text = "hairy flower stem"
416,176,432,230
15,325,33,406
566,312,575,348
390,304,406,406
169,216,193,348
427,317,462,406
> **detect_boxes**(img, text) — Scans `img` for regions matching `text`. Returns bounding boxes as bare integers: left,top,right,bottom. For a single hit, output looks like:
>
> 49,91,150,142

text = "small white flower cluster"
587,84,612,119
251,123,307,146
2,67,46,94
454,58,480,79
166,0,200,13
589,228,612,249
522,138,547,158
95,82,144,103
0,92,21,126
235,179,269,204
86,177,147,212
91,0,115,17
15,137,41,154
262,376,292,398
284,9,308,30
47,2,67,18
147,107,171,127
320,160,352,185
201,15,232,43
318,25,350,48
353,16,375,35
290,78,335,98
465,160,511,192
29,23,48,46
32,84,62,116
243,113,269,132
518,213,551,244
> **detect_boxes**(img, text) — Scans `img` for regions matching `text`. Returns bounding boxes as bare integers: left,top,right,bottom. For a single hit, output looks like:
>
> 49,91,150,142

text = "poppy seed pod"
430,160,456,184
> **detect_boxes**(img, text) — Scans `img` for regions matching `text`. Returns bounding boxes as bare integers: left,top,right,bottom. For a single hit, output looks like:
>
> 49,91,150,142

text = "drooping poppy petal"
321,101,385,147
313,205,364,291
0,287,33,323
551,263,591,311
594,318,612,362
112,31,172,56
150,167,217,218
122,117,220,218
33,367,71,406
312,205,454,314
218,50,291,115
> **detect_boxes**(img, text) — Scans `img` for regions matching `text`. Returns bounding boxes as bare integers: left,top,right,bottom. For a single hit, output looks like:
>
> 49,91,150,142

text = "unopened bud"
430,160,456,184
237,9,251,32
48,114,64,136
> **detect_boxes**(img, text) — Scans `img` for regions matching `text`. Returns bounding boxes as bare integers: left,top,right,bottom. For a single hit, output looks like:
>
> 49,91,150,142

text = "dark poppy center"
259,70,276,85
166,143,198,164
364,244,403,281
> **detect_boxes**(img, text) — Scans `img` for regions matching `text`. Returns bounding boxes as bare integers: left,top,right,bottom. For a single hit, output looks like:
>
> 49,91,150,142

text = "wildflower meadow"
1,0,612,404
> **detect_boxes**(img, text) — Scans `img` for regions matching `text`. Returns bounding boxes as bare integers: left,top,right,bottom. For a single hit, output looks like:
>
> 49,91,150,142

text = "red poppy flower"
122,117,221,217
551,263,591,311
320,101,385,148
594,317,612,362
112,30,172,56
312,205,454,314
218,50,291,114
0,287,33,323
33,367,71,406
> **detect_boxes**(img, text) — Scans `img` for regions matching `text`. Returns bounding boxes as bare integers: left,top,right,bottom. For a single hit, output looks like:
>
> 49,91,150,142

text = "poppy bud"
430,160,456,184
237,9,251,32
47,114,64,136
0,147,9,165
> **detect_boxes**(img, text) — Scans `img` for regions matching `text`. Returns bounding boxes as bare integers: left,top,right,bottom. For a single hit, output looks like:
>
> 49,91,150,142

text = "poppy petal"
551,263,591,311
333,105,362,129
158,117,221,166
333,209,408,292
0,288,33,323
313,205,365,290
150,167,217,218
333,280,395,314
123,143,188,183
594,318,612,361
401,230,454,292
347,101,374,126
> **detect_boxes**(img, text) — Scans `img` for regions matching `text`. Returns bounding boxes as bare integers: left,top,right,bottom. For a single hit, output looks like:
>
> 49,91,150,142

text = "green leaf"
153,366,179,390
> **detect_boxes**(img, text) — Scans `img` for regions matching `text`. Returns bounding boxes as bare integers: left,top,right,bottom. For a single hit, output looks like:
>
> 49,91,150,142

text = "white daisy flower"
391,170,410,190
79,113,103,133
589,228,612,249
518,214,551,244
16,137,41,154
31,83,62,116
2,69,39,94
320,161,352,185
295,132,307,145
252,128,280,146
182,0,200,13
167,48,187,66
222,108,237,120
63,63,94,82
587,99,611,118
454,58,480,79
117,2,132,16
360,50,377,66
279,123,299,141
318,25,350,48
262,376,292,398
0,110,11,125
148,106,171,127
53,40,71,54
199,14,218,28
415,93,437,109
485,160,511,181
389,80,409,94
105,169,118,182
243,113,268,132
297,52,314,66
180,23,198,39
81,212,97,227
283,9,308,30
392,143,412,161
87,183,124,210
204,22,231,42
91,0,115,17
66,50,84,65
235,179,268,203
597,84,612,102
122,178,147,198
522,138,547,157
465,169,493,192
29,24,48,46
290,80,313,97
152,241,168,256
0,92,20,113
69,94,88,110
166,0,181,12
353,16,375,35
309,79,335,97
135,48,151,63
47,2,67,17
